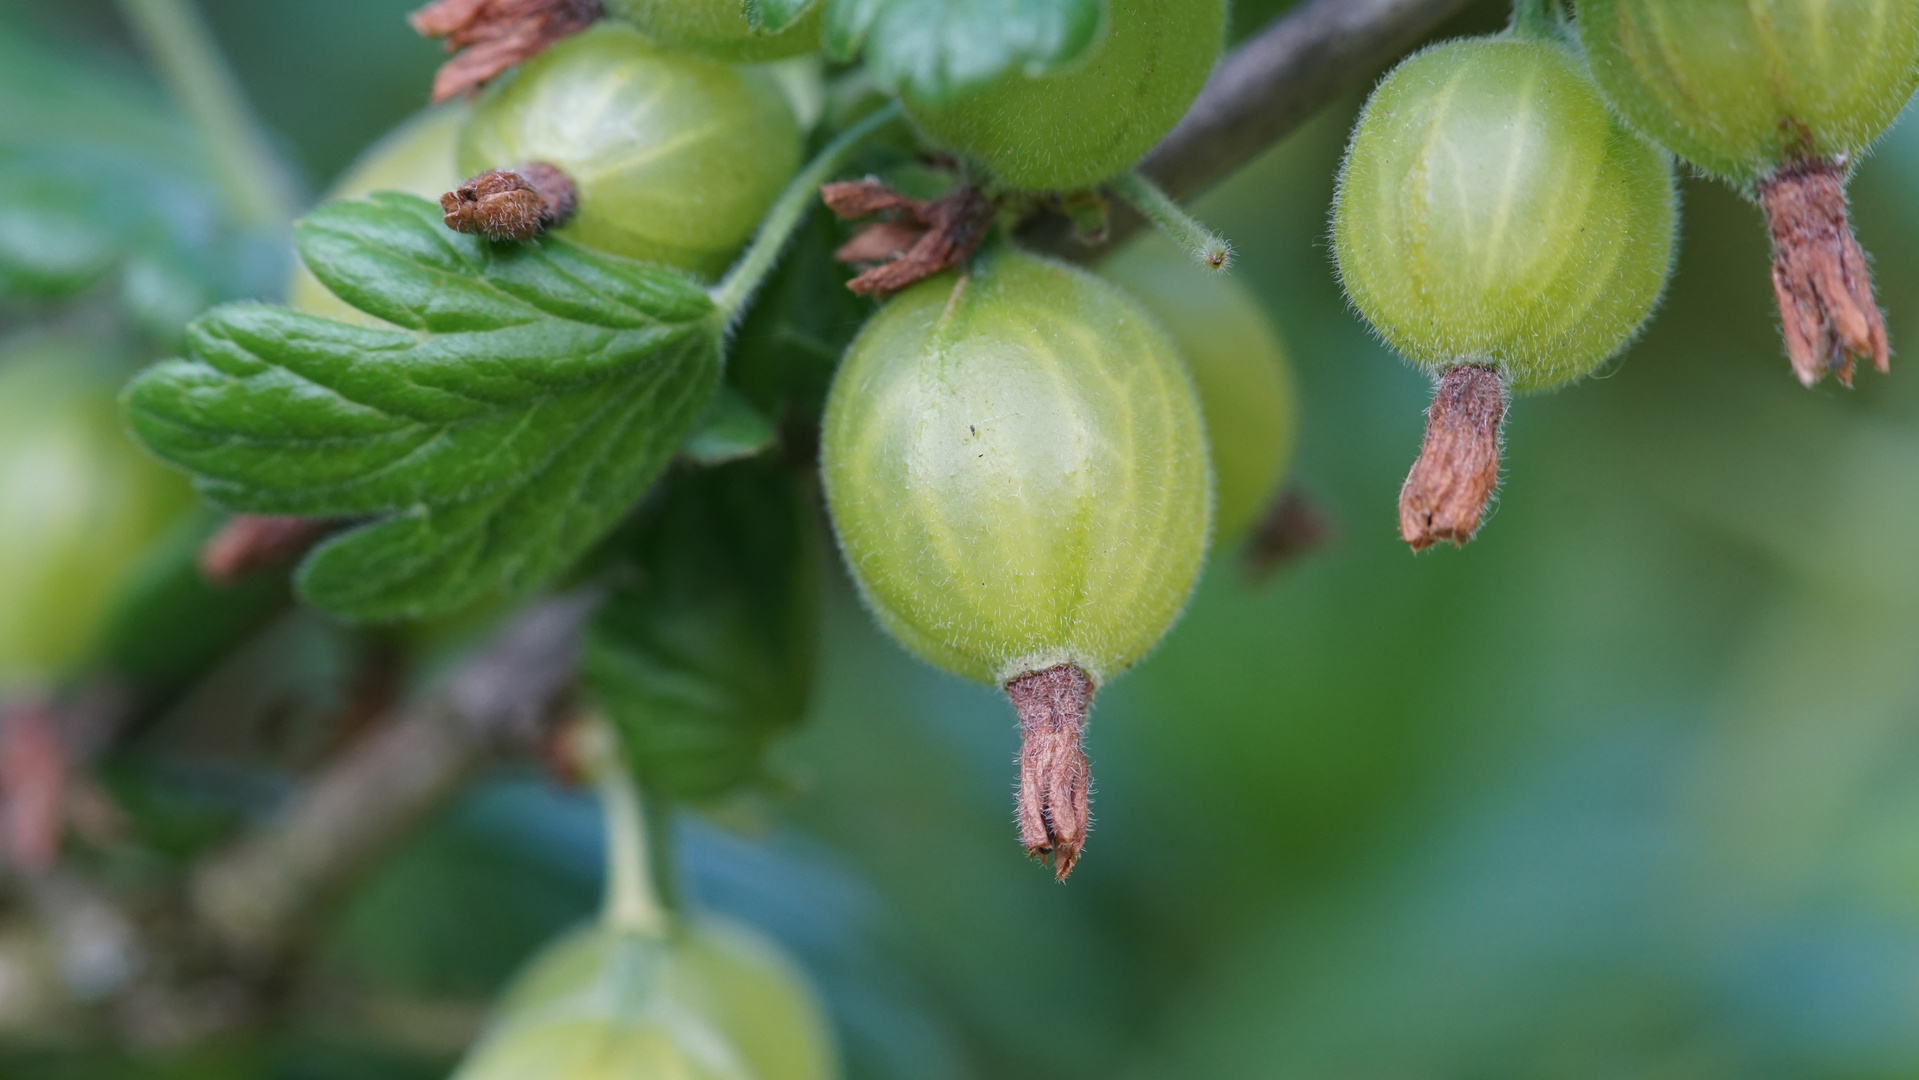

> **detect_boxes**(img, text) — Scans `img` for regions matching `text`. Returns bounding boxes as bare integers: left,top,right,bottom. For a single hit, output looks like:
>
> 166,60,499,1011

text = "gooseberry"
458,917,837,1080
457,22,803,275
820,247,1211,877
1333,34,1675,550
288,104,467,327
603,0,823,62
1576,0,1919,386
0,338,193,691
901,0,1226,191
1103,233,1296,545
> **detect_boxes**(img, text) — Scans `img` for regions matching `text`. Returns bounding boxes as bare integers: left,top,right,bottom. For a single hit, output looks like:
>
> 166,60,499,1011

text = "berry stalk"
1109,171,1232,270
710,102,906,320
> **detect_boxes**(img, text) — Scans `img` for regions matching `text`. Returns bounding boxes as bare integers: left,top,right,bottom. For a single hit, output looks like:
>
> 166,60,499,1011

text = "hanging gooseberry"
1333,32,1676,550
820,247,1211,878
452,22,803,275
0,338,193,690
602,0,823,62
901,0,1226,191
1576,0,1919,386
1103,234,1297,546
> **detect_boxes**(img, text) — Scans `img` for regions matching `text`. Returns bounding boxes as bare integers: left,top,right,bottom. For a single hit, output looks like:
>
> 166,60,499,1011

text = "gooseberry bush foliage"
4,0,1919,1072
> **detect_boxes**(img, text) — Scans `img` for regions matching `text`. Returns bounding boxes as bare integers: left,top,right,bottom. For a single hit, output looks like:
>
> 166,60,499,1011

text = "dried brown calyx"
1399,364,1506,552
822,178,997,297
441,164,579,242
1006,664,1095,881
1244,484,1338,581
410,0,602,104
1758,157,1888,387
200,515,340,587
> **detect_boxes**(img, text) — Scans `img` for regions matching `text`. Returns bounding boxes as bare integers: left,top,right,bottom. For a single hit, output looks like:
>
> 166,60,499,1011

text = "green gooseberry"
1576,0,1919,185
1103,233,1297,546
901,0,1226,191
1333,33,1675,550
603,0,823,62
1333,35,1676,393
820,247,1210,877
288,104,467,327
1576,0,1919,387
458,22,803,276
457,917,836,1080
0,338,193,691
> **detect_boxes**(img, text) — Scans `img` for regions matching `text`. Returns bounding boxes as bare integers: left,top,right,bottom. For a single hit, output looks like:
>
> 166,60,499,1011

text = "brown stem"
440,164,579,242
410,0,602,104
1757,158,1888,388
1399,365,1505,552
199,515,339,587
1006,665,1095,881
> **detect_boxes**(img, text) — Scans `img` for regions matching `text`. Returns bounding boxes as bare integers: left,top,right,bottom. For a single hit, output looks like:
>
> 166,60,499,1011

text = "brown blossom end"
1757,158,1889,388
1006,664,1095,882
824,179,996,297
1243,484,1338,581
199,515,339,587
441,164,578,242
1399,365,1505,552
411,0,602,103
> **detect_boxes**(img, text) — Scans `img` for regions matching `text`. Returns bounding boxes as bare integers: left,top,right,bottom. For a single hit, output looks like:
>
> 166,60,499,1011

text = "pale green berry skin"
604,0,823,62
289,105,467,327
1577,0,1919,184
821,249,1212,687
1103,234,1296,545
0,341,192,690
902,0,1225,191
459,23,802,276
459,916,835,1080
1332,37,1677,393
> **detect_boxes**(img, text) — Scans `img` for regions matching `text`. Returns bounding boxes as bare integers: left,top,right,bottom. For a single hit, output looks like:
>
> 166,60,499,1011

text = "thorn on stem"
410,0,602,104
1758,158,1888,387
1006,664,1094,881
1398,364,1505,552
441,164,578,242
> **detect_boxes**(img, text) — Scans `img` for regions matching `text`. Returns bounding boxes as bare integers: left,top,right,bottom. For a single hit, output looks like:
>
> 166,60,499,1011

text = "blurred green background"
6,0,1919,1076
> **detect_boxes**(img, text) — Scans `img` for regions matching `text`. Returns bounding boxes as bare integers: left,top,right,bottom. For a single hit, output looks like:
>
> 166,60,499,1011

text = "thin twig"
1032,0,1473,259
190,592,596,962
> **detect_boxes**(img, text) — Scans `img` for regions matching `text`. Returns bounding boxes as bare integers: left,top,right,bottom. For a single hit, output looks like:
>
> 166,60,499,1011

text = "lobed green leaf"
824,0,1104,104
124,194,724,620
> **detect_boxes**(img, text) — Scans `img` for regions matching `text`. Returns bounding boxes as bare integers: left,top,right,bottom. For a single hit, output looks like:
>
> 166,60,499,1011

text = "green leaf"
823,0,1104,104
744,0,822,34
584,460,820,803
728,202,874,420
682,385,777,465
124,193,724,621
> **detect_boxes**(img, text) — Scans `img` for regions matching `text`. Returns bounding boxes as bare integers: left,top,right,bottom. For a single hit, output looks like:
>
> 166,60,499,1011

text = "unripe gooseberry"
457,22,802,275
288,105,466,327
0,339,193,690
1577,0,1919,386
1103,234,1297,545
456,917,835,1080
902,0,1225,191
1333,35,1676,550
603,0,822,62
821,247,1211,878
